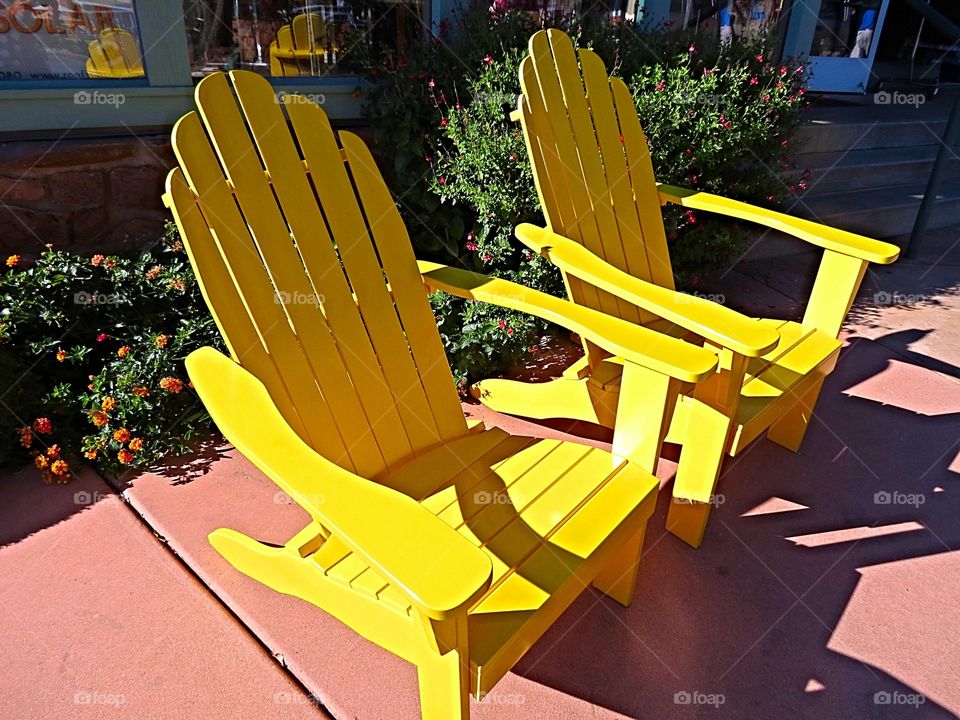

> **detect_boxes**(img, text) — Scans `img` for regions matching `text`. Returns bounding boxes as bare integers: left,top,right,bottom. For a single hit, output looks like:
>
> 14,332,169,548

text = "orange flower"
32,417,52,434
167,278,186,292
89,410,109,428
6,254,20,268
46,444,60,459
91,254,105,266
84,449,97,460
18,426,32,448
50,459,69,476
101,396,117,412
132,386,149,398
129,437,144,452
34,454,49,470
103,257,117,270
145,265,161,280
117,449,134,464
113,428,131,443
117,346,131,358
154,334,169,349
159,377,184,394
56,348,67,362
170,240,183,252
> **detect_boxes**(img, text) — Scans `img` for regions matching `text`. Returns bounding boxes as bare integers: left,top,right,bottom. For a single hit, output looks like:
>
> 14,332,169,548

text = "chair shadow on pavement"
507,331,960,718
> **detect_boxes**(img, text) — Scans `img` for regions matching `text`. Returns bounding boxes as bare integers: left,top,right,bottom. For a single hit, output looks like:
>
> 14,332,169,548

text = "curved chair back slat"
167,71,467,477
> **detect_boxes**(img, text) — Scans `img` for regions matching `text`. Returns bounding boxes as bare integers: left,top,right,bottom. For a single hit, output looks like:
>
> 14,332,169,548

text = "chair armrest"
657,185,900,265
418,261,718,383
515,224,780,358
186,346,493,620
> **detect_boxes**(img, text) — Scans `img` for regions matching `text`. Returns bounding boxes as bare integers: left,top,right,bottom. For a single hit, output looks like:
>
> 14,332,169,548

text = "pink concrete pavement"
6,226,957,719
114,329,960,719
0,465,327,719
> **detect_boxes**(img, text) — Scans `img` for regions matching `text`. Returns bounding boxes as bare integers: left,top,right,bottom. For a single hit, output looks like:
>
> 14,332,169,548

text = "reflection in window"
0,1,145,81
183,0,423,78
810,0,882,58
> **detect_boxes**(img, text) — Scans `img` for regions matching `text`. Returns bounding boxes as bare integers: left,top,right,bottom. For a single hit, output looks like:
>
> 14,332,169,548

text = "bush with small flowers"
360,3,807,384
0,225,224,478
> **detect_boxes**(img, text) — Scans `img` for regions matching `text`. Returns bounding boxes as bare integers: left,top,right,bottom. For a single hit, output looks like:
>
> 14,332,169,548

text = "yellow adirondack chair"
85,28,145,79
269,13,334,76
162,70,718,719
473,29,901,548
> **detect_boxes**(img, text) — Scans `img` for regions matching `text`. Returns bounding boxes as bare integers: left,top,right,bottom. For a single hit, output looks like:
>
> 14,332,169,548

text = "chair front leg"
802,250,869,337
666,349,744,548
416,614,471,720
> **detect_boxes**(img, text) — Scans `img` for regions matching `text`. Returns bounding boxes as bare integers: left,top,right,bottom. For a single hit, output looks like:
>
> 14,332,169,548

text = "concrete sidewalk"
0,466,327,719
2,225,957,719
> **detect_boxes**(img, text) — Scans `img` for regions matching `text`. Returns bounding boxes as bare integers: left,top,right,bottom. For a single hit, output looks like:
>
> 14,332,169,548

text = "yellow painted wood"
269,13,331,77
85,28,144,79
802,250,870,336
516,223,780,357
418,261,717,383
504,29,900,549
610,76,676,291
171,111,349,464
578,48,655,291
591,524,648,606
340,132,468,444
766,373,827,452
166,70,699,719
611,362,680,473
658,185,900,265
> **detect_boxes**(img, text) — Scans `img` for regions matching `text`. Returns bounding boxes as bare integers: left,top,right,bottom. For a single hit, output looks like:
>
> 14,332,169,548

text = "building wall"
0,135,172,258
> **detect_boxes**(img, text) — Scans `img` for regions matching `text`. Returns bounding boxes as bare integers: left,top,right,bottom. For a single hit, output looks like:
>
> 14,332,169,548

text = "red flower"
465,241,479,252
96,333,108,342
32,418,52,434
484,54,493,65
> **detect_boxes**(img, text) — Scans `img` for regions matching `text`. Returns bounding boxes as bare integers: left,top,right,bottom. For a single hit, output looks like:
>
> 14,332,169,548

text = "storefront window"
182,0,423,79
0,1,145,82
809,0,882,58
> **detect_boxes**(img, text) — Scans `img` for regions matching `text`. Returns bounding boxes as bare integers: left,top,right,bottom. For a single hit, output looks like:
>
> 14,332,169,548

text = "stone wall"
0,135,174,259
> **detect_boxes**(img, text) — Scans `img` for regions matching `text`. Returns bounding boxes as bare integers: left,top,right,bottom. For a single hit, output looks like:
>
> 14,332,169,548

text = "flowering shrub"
361,4,807,383
0,226,223,478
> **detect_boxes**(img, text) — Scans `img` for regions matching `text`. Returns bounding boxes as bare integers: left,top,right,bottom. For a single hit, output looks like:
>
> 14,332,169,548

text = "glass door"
806,0,890,93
